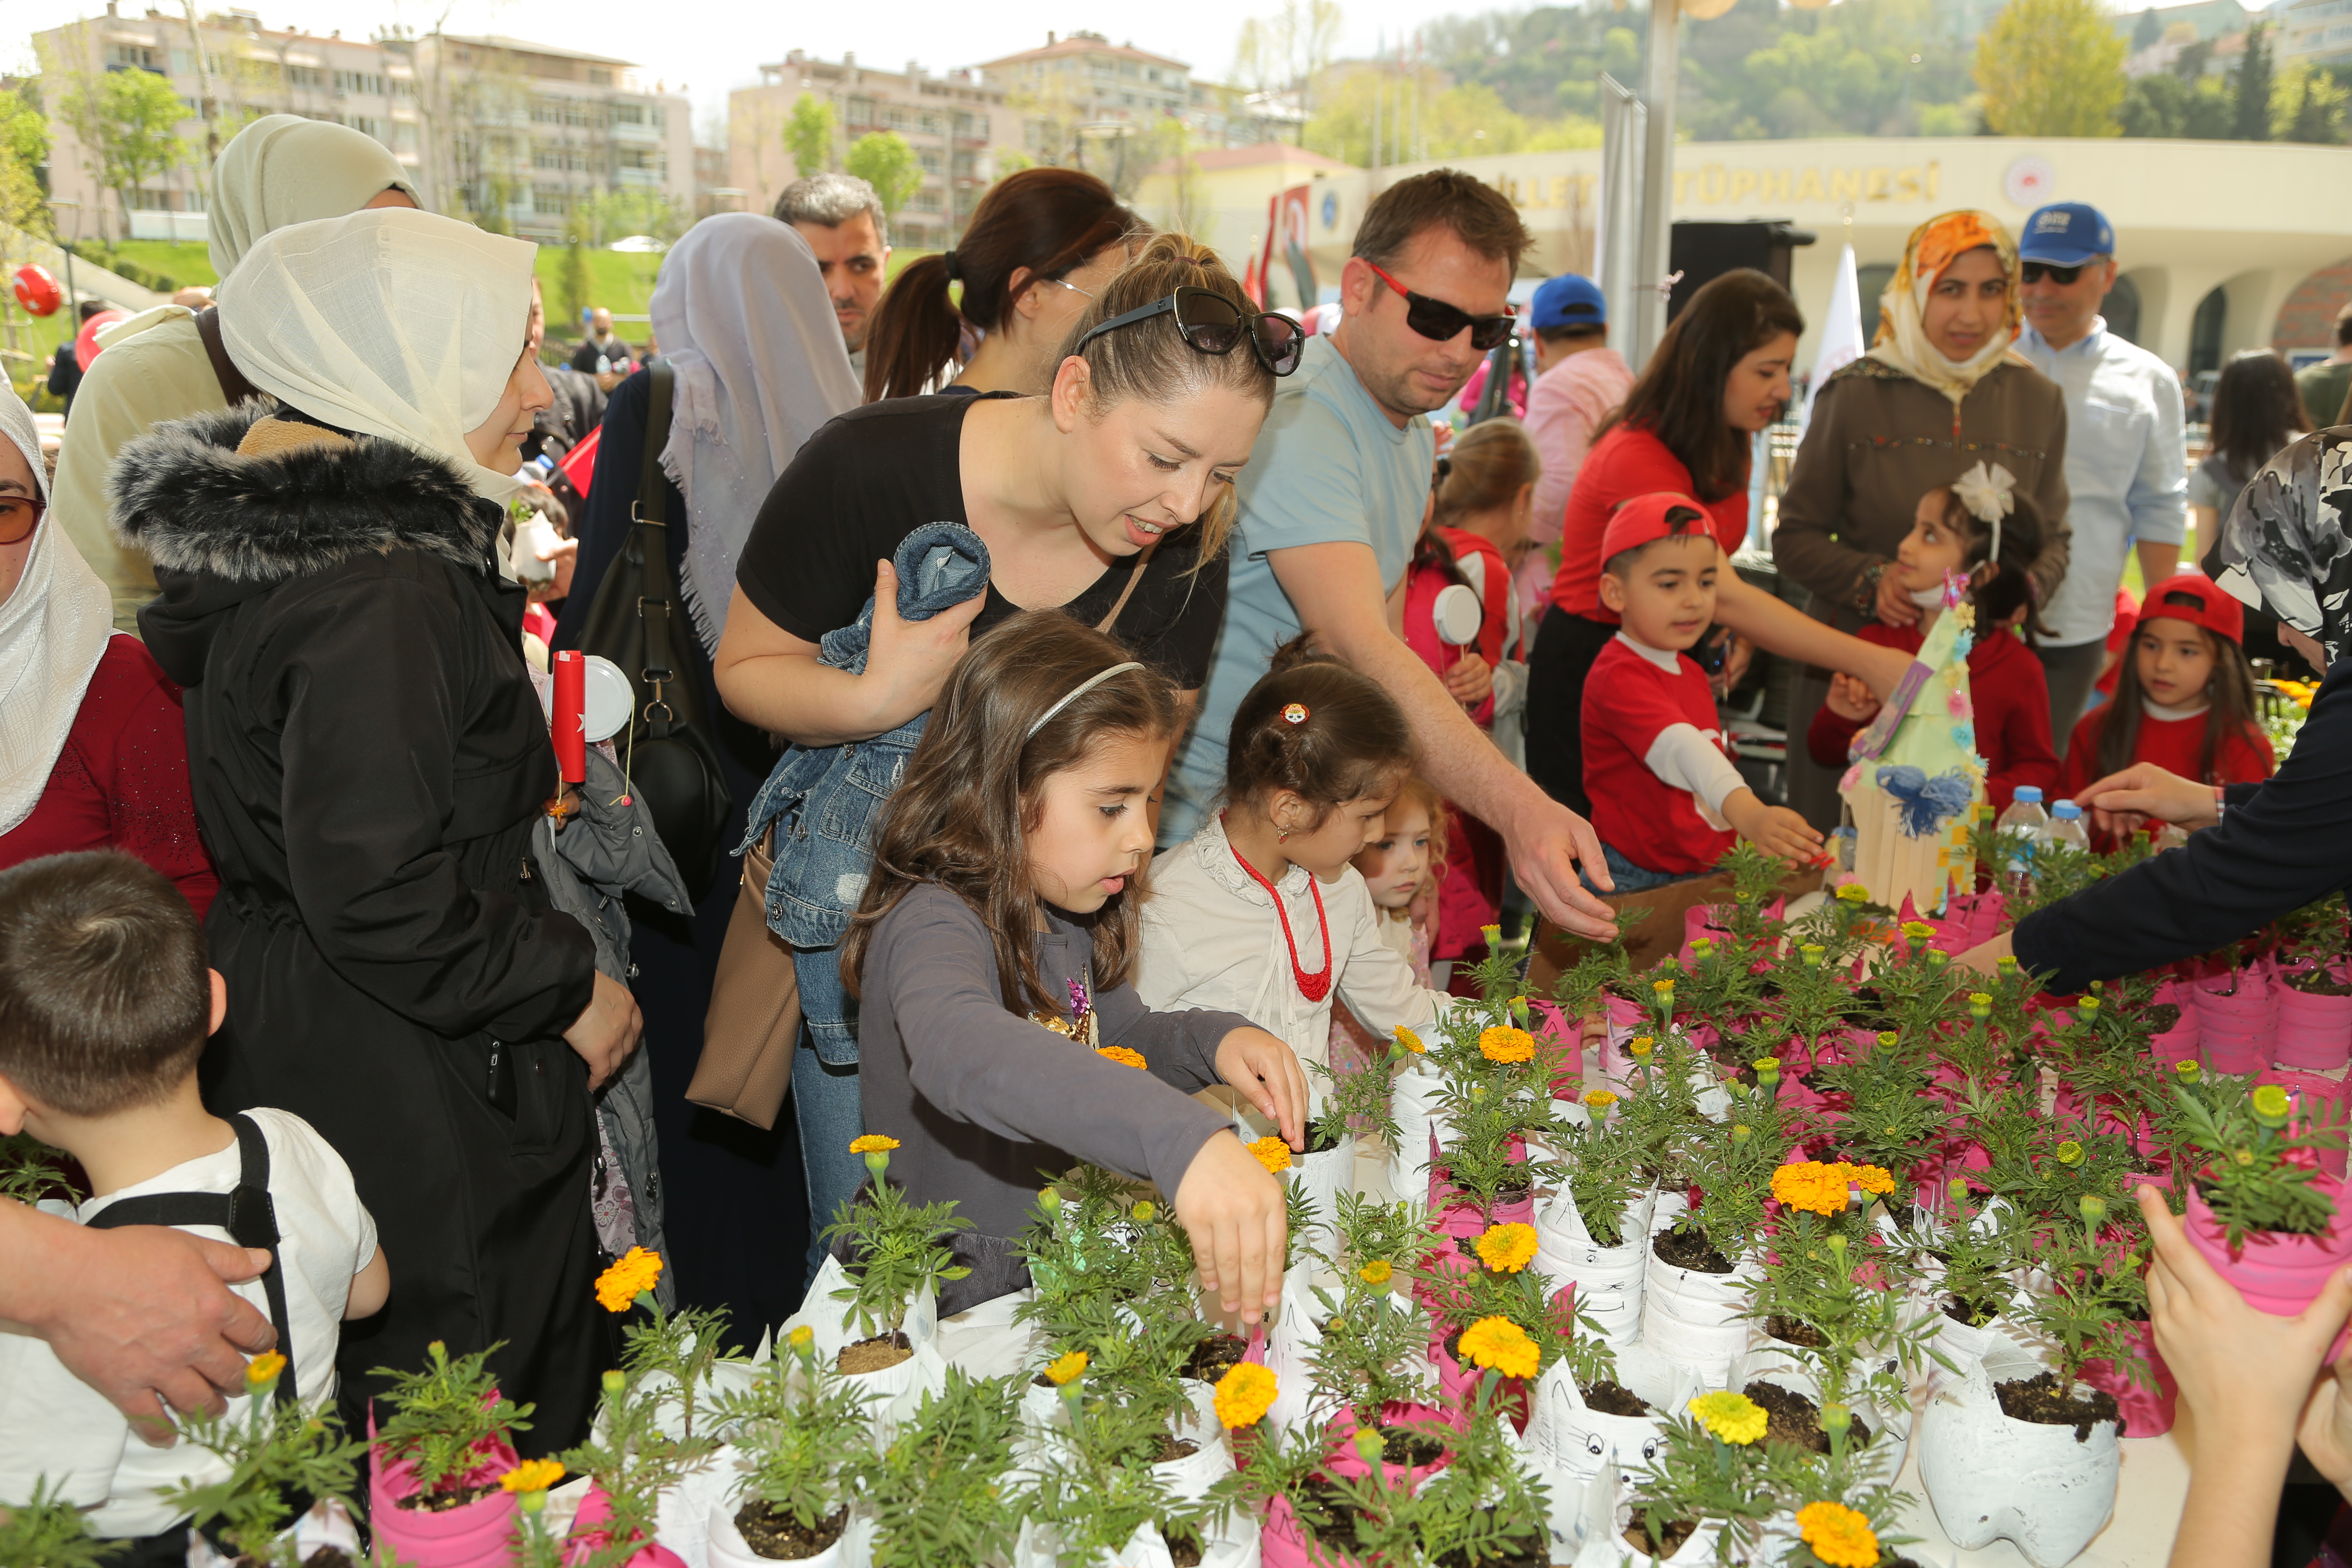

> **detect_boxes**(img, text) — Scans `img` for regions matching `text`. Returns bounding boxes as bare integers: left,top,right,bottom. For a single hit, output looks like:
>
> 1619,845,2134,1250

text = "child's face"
1352,800,1433,910
1027,730,1167,914
1598,534,1718,651
2135,616,2218,709
1283,789,1395,882
1895,492,1969,592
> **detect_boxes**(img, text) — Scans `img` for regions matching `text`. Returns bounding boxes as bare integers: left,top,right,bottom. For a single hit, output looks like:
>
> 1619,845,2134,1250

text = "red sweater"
0,635,218,918
2060,702,2274,846
1807,619,2059,815
1552,424,1747,623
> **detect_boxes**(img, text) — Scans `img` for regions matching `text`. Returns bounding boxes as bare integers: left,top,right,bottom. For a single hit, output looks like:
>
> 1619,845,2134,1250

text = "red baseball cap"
1600,492,1713,566
2135,573,2244,647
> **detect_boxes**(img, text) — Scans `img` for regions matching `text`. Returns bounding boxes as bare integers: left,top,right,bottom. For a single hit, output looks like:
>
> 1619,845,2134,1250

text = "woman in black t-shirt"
713,234,1302,1270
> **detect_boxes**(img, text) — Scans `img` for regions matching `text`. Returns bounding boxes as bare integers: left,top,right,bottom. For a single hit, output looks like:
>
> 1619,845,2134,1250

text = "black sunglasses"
1074,287,1303,376
2020,262,2085,286
1363,258,1516,351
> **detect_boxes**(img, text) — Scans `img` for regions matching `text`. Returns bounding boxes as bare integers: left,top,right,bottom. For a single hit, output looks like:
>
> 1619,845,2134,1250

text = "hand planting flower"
1795,1500,1880,1568
1247,1136,1293,1174
1687,1389,1768,1445
1474,1222,1539,1274
500,1458,565,1495
1212,1361,1277,1428
595,1245,663,1313
1458,1316,1541,1379
1479,1026,1536,1064
1095,1045,1148,1070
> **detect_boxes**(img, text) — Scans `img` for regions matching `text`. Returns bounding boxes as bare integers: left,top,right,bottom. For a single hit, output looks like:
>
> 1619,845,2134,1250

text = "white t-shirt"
0,1107,379,1538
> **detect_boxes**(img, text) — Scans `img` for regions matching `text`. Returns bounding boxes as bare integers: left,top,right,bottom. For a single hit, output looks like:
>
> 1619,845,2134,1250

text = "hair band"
1951,460,2017,566
1027,662,1144,739
1282,702,1310,724
942,249,961,283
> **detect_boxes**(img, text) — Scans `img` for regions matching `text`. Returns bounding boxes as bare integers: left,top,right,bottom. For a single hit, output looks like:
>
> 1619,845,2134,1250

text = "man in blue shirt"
1161,170,1616,939
2013,201,2188,755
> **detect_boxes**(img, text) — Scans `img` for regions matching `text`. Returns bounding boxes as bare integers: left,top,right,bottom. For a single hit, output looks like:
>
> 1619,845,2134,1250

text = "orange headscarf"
1866,210,2027,406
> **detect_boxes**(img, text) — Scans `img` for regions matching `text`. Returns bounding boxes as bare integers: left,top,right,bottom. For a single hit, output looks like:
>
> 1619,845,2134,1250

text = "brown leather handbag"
686,826,800,1127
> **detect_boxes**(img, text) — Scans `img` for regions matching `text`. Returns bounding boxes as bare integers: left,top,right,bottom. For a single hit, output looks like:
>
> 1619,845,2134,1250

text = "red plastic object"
74,309,129,372
557,423,601,502
551,649,586,784
12,265,59,316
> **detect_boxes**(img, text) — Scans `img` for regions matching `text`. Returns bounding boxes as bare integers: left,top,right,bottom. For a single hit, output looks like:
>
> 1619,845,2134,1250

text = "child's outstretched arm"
1213,1027,1309,1150
1643,722,1825,866
1720,788,1824,865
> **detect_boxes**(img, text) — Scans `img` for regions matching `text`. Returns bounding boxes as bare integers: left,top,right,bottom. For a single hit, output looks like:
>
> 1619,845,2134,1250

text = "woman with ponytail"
862,167,1145,401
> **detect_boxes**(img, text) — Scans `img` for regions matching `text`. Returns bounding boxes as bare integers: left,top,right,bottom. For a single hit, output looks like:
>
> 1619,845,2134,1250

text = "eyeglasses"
1361,258,1516,351
0,494,43,546
1075,286,1304,377
2020,262,2085,286
1049,277,1096,301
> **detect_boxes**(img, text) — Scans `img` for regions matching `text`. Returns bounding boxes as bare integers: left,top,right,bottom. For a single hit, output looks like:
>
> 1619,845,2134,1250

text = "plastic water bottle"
2046,799,2091,856
1994,786,2049,900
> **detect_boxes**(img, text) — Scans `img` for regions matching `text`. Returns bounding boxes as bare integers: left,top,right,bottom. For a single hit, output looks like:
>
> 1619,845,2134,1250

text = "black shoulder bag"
570,362,733,896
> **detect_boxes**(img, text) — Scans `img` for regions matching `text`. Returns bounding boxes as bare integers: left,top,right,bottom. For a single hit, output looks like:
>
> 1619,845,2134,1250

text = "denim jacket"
738,521,991,1063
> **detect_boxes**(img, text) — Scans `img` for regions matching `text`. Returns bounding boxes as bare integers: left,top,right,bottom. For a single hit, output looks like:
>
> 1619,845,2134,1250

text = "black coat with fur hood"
120,403,607,1453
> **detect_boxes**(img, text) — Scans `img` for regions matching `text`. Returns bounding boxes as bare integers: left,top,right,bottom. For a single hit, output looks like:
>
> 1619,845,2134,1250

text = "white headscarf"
0,383,111,837
218,208,539,504
651,214,859,652
208,114,421,279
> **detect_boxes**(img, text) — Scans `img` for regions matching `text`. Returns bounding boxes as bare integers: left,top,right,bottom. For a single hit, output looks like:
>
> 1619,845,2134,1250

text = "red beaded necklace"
1223,817,1332,1002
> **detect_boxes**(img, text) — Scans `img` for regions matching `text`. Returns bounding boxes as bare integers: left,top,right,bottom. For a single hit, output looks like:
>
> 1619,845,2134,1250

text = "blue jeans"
792,1029,865,1289
1580,840,1702,897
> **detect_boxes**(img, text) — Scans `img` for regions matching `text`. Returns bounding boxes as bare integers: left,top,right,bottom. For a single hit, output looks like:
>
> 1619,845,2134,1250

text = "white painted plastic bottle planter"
1292,1128,1358,1256
1523,1347,1690,1485
1641,1232,1761,1388
1534,1185,1654,1349
1916,1357,2120,1568
1390,1066,1445,1196
706,1503,875,1568
1726,1349,1908,1482
777,1259,946,1441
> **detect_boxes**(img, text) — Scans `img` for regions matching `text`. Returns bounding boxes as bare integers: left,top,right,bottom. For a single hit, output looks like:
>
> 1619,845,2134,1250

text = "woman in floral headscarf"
1774,210,2074,827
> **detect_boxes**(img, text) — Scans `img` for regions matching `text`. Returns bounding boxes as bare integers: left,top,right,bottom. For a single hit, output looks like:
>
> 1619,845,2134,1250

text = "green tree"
2273,61,2351,143
2131,7,2162,50
2116,71,2234,137
844,131,922,218
1973,0,2126,136
56,66,189,230
786,94,836,178
0,87,50,245
2232,19,2276,140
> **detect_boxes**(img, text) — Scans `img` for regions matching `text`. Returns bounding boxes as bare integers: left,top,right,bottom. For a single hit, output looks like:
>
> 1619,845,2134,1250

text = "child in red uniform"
1809,463,2060,814
2058,574,2274,848
1580,494,1822,891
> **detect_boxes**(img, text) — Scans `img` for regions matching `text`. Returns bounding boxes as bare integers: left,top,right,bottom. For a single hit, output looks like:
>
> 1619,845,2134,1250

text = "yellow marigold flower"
1247,1136,1293,1174
1770,1161,1849,1216
1474,1222,1539,1274
1849,1165,1895,1196
1795,1500,1881,1568
2055,1139,2085,1166
1359,1260,1393,1286
1132,1201,1156,1223
2253,1084,2294,1126
1583,1089,1619,1109
1096,1045,1149,1070
1394,1025,1426,1055
1651,978,1676,995
1900,920,1936,940
1687,1390,1768,1446
1629,1036,1655,1059
1458,1316,1541,1380
2175,1060,2201,1082
1213,1362,1278,1429
1479,1026,1536,1063
245,1350,287,1390
849,1134,900,1154
1877,1031,1899,1048
594,1246,663,1313
787,1325,814,1353
500,1459,566,1495
1836,882,1869,904
1044,1350,1089,1386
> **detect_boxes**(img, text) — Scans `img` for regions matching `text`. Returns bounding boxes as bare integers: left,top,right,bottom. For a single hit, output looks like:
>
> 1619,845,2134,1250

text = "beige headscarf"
1866,210,2030,407
218,208,539,505
0,382,111,836
208,114,421,279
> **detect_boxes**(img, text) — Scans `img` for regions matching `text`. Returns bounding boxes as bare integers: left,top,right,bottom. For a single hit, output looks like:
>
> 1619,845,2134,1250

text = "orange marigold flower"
245,1350,288,1390
1479,1026,1536,1063
1044,1350,1089,1385
500,1459,566,1495
1795,1500,1881,1568
1359,1260,1393,1286
1394,1025,1427,1055
848,1134,900,1154
1213,1362,1278,1428
1848,1164,1896,1196
594,1246,664,1312
1457,1316,1541,1380
1474,1221,1539,1274
1247,1136,1293,1174
1095,1045,1149,1070
1770,1161,1849,1217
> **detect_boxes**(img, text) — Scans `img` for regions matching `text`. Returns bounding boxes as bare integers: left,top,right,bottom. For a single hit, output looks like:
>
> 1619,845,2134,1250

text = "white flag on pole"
1801,243,1864,433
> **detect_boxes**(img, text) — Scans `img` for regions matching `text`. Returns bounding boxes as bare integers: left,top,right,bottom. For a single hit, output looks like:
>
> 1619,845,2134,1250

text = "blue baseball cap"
1530,273,1606,332
2019,202,2115,267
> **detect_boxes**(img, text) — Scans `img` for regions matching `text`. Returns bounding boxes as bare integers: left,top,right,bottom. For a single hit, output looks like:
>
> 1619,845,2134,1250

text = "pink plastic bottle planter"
367,1408,521,1568
2196,966,2278,1074
2259,1070,2351,1180
1323,1401,1459,1489
2082,1319,2178,1438
2274,974,2352,1072
2146,979,2203,1067
1261,1495,1369,1568
2185,1182,2352,1363
566,1486,689,1568
1428,1329,1531,1432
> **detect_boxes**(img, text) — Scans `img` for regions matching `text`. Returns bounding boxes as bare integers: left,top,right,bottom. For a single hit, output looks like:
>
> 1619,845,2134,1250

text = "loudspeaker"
1666,220,1817,322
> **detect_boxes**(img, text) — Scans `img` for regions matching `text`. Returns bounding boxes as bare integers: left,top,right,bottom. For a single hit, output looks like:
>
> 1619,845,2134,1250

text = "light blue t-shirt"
1161,335,1437,844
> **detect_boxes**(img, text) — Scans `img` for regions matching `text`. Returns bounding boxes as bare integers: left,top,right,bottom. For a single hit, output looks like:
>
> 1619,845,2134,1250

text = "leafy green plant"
1018,1172,1164,1343
1311,1049,1401,1151
1428,1073,1561,1212
855,1368,1022,1568
1303,1407,1550,1565
1903,1182,2030,1329
0,1476,121,1568
824,1142,971,1342
1306,1272,1438,1427
564,1363,722,1568
1330,1191,1435,1278
710,1326,874,1538
2008,1217,2150,1395
618,1301,735,1443
2165,1073,2343,1245
160,1363,362,1568
368,1340,533,1499
0,1132,77,1204
1561,1108,1648,1248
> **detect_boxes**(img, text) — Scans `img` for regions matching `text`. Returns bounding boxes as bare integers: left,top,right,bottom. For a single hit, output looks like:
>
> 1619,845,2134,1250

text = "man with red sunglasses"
1161,170,1619,942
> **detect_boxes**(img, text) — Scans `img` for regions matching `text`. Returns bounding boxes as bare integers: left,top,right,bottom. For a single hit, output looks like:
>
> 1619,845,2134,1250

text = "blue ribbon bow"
1875,764,1974,837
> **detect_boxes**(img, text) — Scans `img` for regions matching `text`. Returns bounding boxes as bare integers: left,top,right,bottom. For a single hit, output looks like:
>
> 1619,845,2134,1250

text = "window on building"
106,43,162,71
333,70,388,95
534,185,571,215
287,64,325,88
618,146,659,169
613,102,645,124
909,187,943,212
349,116,386,138
650,105,666,128
588,67,612,86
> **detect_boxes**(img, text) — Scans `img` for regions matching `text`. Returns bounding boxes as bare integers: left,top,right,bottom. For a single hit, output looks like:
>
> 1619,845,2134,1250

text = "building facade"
728,52,1009,251
2280,0,2352,67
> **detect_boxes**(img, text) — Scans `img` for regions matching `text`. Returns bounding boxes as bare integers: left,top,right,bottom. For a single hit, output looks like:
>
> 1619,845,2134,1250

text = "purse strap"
633,361,684,732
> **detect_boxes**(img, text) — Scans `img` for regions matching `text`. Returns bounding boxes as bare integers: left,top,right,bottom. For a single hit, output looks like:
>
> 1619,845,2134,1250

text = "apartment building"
728,52,1010,250
2280,0,2352,67
33,8,690,247
978,31,1191,167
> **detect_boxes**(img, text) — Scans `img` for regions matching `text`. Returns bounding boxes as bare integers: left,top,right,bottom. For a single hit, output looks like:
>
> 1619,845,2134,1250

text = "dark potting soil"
1432,1514,1548,1567
1742,1379,1872,1454
1165,1524,1204,1568
1944,1293,2004,1328
1764,1314,1829,1348
1297,1481,1365,1550
2142,1002,2183,1032
1379,1423,1449,1467
735,1501,848,1561
1581,1380,1652,1417
1145,1433,1200,1465
403,1483,496,1512
1995,1370,2122,1443
2288,967,2352,996
1622,1518,1700,1558
236,1553,356,1568
1652,1227,1734,1273
1305,1116,1348,1154
1182,1333,1247,1382
837,1331,913,1375
1494,1176,1534,1207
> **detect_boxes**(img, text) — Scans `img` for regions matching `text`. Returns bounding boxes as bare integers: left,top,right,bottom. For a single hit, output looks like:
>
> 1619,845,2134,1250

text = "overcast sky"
6,0,1463,138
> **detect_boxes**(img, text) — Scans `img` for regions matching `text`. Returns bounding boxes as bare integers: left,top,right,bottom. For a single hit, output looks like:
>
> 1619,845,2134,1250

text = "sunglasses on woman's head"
2020,262,2085,286
0,494,42,547
1074,286,1304,376
1361,258,1516,351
